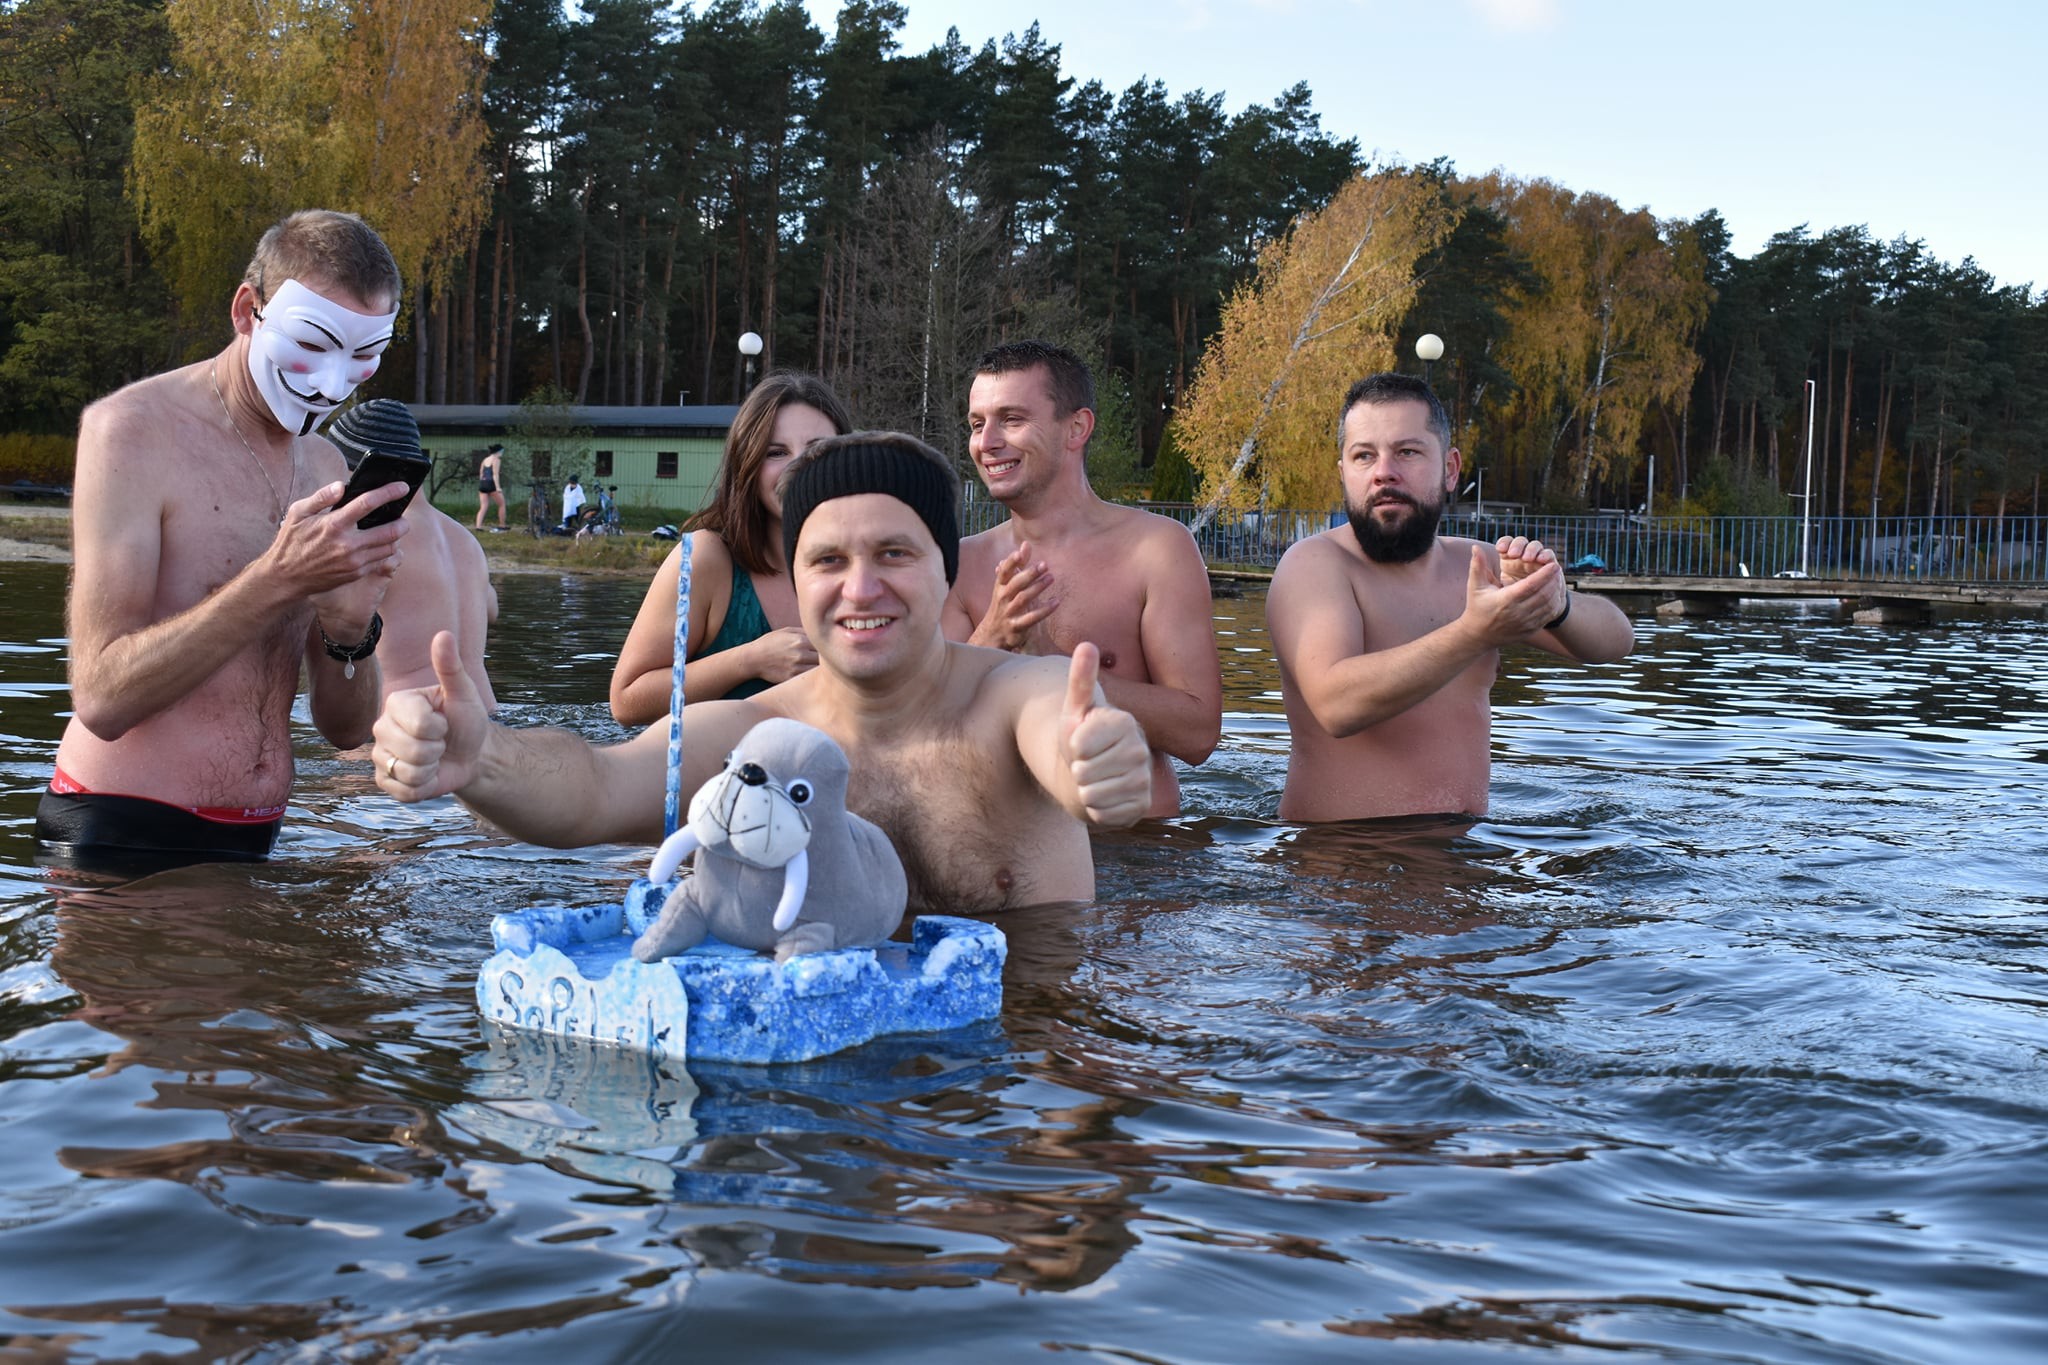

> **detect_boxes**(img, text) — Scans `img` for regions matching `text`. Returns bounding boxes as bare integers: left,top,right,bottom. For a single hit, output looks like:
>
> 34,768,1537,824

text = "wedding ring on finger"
386,754,400,780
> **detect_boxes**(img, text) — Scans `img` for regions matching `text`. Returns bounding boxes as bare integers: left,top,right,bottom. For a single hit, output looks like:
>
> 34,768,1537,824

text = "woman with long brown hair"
609,372,852,723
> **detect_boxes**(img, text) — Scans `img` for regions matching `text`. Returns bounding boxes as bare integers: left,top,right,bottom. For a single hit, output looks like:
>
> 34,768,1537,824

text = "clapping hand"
1465,544,1565,644
973,540,1058,651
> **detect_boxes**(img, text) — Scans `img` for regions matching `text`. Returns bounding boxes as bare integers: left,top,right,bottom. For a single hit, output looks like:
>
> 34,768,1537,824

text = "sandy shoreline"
0,539,66,562
0,507,653,576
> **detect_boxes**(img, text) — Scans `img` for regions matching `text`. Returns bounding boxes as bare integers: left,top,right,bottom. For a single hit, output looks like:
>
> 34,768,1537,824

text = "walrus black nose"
736,762,768,786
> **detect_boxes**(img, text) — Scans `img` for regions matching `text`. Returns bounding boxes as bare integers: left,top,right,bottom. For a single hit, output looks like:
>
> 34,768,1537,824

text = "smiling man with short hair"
946,340,1221,818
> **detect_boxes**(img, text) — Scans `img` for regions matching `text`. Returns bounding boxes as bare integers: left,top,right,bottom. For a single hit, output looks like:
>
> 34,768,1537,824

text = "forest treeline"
3,0,2043,518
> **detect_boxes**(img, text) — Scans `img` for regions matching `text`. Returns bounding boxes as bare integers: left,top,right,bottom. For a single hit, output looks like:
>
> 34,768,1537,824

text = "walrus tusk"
648,827,702,884
773,848,809,932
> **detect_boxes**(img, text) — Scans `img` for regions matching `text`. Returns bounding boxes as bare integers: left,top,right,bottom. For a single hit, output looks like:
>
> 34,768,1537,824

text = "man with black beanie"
371,430,1153,913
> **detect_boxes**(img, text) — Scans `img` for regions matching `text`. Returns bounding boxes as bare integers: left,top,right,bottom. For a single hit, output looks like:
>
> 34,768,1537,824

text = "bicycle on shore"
573,497,624,542
525,479,556,538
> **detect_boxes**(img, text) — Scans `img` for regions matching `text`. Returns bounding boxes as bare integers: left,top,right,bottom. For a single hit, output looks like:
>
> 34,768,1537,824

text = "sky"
797,0,2048,295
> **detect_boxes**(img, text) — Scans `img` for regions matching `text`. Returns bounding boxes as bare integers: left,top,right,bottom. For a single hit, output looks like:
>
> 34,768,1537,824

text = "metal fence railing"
959,487,2048,585
1431,512,2048,584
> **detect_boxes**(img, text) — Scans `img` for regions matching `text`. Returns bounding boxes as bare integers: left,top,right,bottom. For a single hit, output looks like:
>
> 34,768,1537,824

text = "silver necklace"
210,360,293,522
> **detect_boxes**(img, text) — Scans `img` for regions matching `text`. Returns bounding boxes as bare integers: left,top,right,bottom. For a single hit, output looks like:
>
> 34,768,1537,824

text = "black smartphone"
341,451,428,529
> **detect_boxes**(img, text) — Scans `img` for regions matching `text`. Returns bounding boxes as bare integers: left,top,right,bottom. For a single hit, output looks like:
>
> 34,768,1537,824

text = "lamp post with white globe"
738,330,764,398
1415,332,1444,388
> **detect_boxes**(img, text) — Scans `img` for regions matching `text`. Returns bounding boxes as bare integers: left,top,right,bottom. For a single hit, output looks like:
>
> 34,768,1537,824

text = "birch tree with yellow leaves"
131,0,491,344
1474,174,1709,505
1177,168,1456,521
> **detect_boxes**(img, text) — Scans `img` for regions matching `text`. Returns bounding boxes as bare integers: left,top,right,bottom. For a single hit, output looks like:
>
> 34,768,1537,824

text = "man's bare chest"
1031,556,1148,671
156,503,285,613
844,731,1048,912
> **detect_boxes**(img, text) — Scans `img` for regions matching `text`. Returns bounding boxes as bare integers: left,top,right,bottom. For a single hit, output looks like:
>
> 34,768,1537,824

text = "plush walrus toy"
632,718,908,964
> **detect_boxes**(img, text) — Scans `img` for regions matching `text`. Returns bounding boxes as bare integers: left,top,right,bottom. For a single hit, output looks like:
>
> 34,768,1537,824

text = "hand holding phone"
340,451,428,529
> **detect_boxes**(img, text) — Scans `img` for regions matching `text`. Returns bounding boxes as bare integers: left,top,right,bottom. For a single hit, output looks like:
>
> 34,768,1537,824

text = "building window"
656,451,678,479
595,450,613,478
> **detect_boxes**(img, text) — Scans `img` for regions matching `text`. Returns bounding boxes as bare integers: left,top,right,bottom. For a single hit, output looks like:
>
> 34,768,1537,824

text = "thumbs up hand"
1057,642,1152,827
374,631,490,800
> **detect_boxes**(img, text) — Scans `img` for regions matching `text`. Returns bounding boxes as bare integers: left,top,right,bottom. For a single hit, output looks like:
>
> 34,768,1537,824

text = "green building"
411,404,739,515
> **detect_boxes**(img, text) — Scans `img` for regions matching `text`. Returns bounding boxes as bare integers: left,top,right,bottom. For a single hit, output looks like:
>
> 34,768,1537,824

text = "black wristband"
1542,593,1572,632
320,612,382,679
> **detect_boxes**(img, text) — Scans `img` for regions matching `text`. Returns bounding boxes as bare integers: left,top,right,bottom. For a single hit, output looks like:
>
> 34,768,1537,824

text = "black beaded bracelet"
320,612,383,679
1542,593,1572,632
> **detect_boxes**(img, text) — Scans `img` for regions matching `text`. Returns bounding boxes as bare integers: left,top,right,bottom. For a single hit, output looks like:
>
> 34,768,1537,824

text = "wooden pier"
1569,576,2048,622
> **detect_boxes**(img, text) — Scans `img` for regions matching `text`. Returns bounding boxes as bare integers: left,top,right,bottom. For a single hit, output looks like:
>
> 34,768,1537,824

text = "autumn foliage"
130,0,491,329
1177,169,1455,513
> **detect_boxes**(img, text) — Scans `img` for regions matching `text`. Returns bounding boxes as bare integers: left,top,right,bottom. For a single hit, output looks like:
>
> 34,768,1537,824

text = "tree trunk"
432,280,451,405
1678,393,1691,501
701,248,717,405
763,157,781,372
1577,308,1614,502
1711,347,1734,459
1820,335,1835,519
485,216,506,406
655,218,679,404
1836,346,1853,518
461,243,479,403
1928,381,1948,521
414,277,430,403
575,229,595,404
502,236,518,402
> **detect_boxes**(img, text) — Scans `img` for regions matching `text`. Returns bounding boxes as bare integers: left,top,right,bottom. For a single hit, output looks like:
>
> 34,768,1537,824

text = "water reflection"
2,559,2047,1360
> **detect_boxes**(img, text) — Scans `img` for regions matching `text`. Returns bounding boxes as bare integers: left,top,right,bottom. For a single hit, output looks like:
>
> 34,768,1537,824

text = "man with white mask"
37,209,417,870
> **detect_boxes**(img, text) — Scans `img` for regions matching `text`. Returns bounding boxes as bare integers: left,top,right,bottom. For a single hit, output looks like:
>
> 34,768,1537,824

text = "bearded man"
38,209,415,869
1267,372,1635,822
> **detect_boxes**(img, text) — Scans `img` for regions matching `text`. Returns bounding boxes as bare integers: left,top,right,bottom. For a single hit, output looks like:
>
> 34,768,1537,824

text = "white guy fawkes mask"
245,277,399,436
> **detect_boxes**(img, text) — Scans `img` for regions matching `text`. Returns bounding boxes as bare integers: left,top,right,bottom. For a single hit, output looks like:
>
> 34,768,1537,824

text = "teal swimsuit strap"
705,567,770,654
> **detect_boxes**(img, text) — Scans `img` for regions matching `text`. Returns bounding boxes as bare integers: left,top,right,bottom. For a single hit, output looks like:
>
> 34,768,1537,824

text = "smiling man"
1269,372,1635,822
37,209,416,869
372,432,1154,913
945,341,1221,818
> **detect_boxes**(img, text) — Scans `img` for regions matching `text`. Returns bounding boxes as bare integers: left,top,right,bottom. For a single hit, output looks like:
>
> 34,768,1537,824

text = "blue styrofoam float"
476,877,1005,1064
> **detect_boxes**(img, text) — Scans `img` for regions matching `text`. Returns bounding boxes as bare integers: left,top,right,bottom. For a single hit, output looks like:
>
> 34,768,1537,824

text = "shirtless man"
37,209,415,867
373,432,1153,912
327,400,498,711
1269,372,1634,822
945,341,1220,818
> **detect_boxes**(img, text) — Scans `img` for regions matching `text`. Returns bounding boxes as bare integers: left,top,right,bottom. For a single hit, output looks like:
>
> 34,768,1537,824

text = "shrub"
0,433,77,487
1148,421,1197,504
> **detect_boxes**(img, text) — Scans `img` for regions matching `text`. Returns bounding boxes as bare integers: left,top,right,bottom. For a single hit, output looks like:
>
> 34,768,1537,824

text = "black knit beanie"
780,438,960,584
328,399,425,470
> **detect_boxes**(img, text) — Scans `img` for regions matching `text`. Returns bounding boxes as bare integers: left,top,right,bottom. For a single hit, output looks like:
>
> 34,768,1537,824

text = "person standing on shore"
559,474,586,532
475,443,506,530
36,209,414,869
1269,372,1634,822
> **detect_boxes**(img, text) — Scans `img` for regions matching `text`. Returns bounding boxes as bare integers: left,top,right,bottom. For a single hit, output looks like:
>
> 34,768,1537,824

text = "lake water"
2,558,2045,1362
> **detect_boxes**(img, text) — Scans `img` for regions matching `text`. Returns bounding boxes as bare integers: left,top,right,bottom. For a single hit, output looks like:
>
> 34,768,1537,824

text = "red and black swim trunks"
35,766,286,869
